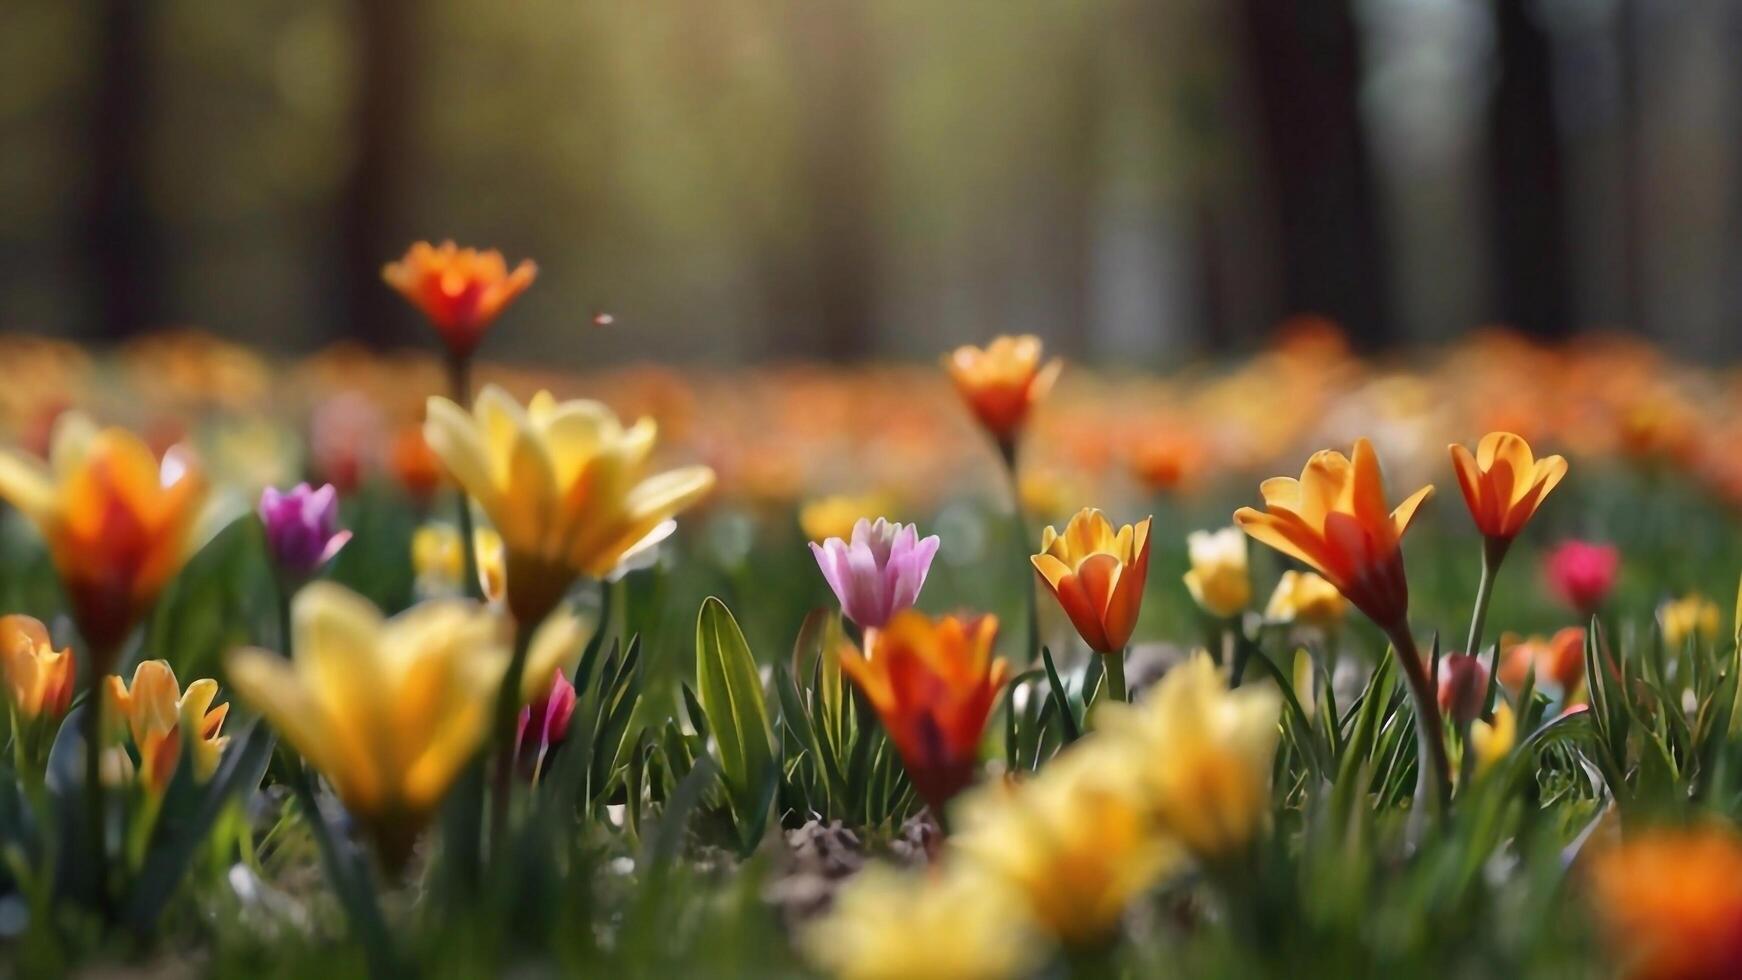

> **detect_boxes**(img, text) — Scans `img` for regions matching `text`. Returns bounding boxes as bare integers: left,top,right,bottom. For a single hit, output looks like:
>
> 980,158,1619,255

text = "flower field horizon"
1,272,1741,976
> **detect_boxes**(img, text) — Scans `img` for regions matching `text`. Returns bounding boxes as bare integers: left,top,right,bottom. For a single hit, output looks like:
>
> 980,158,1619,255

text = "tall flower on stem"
1233,439,1449,813
1449,432,1566,714
946,336,1060,666
810,518,940,629
839,611,1009,815
0,413,209,898
1031,508,1152,703
385,241,537,606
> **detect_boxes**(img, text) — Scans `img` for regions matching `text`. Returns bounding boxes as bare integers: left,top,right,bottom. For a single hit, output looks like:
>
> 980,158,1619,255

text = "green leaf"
694,597,777,852
1040,647,1080,743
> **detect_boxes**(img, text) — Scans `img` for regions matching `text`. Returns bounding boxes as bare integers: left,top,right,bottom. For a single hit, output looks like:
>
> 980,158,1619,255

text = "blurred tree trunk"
339,0,414,347
1239,0,1390,347
786,0,879,363
86,0,162,339
1487,0,1572,338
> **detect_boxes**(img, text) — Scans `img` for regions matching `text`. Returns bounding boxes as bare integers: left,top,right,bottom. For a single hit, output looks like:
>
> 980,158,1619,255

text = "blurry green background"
2,0,1738,364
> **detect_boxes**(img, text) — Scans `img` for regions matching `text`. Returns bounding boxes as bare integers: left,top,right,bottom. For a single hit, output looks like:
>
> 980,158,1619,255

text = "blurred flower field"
2,248,1742,976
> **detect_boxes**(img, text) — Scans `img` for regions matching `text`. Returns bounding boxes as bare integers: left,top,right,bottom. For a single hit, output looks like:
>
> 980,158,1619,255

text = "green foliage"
694,596,778,852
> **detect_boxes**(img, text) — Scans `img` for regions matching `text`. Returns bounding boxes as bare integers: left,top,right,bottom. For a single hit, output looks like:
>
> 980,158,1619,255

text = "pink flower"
516,669,577,780
1437,653,1488,725
809,518,941,628
1543,540,1619,617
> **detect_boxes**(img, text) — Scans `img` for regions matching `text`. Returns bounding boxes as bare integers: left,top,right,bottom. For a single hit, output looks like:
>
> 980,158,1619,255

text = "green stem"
488,620,537,854
1228,624,1250,688
447,352,483,602
287,760,399,976
1386,625,1450,819
1100,649,1127,704
1468,537,1508,718
998,438,1039,667
81,650,113,917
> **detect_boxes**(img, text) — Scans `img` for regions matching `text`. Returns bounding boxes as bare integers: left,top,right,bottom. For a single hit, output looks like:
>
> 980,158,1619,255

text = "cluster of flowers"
0,241,1736,977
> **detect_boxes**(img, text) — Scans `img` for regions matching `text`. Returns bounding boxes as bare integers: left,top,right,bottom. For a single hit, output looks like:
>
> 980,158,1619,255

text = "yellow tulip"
1031,508,1152,654
802,863,1043,980
104,659,230,796
1659,594,1721,650
1263,570,1347,630
224,582,585,867
952,740,1181,945
1182,526,1251,619
0,413,208,663
1096,653,1281,858
410,523,505,603
1469,701,1515,776
798,492,894,544
423,385,715,623
0,615,75,723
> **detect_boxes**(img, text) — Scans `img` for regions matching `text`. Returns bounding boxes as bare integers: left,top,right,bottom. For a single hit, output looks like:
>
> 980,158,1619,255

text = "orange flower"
0,615,74,723
1233,438,1433,632
1588,826,1742,980
105,660,230,797
1129,430,1206,495
840,611,1009,811
0,415,208,663
1449,431,1567,544
1497,627,1585,697
943,335,1061,445
382,241,537,360
388,424,444,505
1031,508,1152,654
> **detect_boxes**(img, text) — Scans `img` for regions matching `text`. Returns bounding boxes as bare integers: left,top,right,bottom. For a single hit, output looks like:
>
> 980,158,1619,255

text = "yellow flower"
0,615,74,723
1469,701,1515,776
798,492,894,544
1263,571,1347,629
1031,508,1152,653
105,660,230,796
952,741,1181,945
1182,527,1251,619
802,863,1044,980
1659,594,1721,649
410,524,505,603
0,414,209,662
224,582,584,867
1448,431,1567,544
423,385,715,623
1096,653,1280,858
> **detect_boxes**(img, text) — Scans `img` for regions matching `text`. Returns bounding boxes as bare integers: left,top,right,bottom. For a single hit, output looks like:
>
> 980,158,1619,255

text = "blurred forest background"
2,0,1740,366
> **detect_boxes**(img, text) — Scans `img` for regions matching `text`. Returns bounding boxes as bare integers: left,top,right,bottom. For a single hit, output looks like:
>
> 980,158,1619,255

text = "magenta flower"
1543,539,1619,617
258,483,352,581
809,517,941,628
517,668,577,781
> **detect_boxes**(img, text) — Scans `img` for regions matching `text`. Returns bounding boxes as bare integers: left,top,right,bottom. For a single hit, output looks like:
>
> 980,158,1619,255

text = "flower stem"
81,664,109,915
446,351,483,602
1469,538,1508,719
1100,649,1127,704
1387,625,1450,818
488,619,537,855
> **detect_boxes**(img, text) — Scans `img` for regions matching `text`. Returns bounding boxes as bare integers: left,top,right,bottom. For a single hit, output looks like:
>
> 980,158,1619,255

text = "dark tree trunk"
340,0,416,348
85,0,162,339
1240,0,1390,347
787,0,879,363
1488,0,1573,338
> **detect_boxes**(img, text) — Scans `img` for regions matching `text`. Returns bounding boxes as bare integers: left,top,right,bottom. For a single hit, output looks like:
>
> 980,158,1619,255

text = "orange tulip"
1589,826,1742,980
943,336,1061,447
0,415,208,664
382,241,537,360
1031,508,1152,654
105,660,230,797
1233,438,1433,633
1498,627,1585,697
0,615,74,724
1449,431,1566,545
840,611,1009,811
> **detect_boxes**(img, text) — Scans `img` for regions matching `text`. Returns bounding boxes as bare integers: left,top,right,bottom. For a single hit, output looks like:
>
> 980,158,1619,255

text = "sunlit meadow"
0,249,1741,977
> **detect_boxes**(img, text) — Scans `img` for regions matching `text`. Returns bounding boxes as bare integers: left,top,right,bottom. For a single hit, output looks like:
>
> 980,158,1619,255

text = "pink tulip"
1543,540,1619,617
810,518,941,628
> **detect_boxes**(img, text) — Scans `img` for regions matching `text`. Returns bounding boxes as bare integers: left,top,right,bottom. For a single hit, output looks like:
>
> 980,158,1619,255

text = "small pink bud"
1437,653,1489,725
